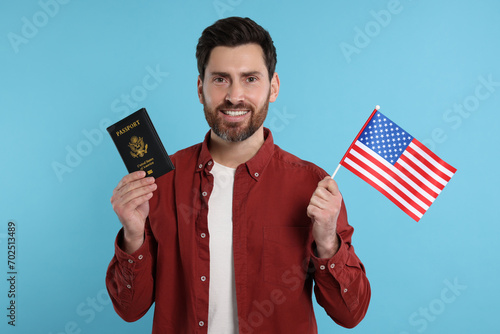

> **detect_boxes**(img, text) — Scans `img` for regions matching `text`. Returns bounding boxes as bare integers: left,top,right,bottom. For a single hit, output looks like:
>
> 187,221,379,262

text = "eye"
246,76,258,83
213,77,227,84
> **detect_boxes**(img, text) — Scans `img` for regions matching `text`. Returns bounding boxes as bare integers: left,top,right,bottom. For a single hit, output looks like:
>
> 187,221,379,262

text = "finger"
120,191,154,213
116,181,157,207
312,186,334,202
114,173,155,196
115,171,147,191
318,176,339,196
309,193,327,208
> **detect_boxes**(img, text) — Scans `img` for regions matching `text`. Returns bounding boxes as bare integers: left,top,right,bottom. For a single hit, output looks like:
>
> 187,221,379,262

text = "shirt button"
254,172,259,177
201,276,206,281
198,164,203,169
202,191,207,197
128,259,134,263
319,265,326,270
344,288,348,293
199,321,205,327
138,255,143,260
126,284,131,289
200,233,206,238
208,161,213,166
330,263,335,269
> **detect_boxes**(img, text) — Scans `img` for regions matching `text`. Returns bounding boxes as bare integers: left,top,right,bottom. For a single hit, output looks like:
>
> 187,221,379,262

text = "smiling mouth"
221,110,249,116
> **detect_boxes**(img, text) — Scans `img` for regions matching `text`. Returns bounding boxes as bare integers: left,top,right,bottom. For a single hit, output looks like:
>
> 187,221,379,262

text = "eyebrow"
209,71,265,78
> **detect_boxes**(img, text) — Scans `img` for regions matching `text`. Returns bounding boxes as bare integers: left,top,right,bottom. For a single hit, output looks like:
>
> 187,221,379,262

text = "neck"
208,126,265,168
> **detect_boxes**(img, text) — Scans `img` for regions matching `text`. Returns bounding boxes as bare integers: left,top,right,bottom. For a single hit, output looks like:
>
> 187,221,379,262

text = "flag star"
378,150,382,154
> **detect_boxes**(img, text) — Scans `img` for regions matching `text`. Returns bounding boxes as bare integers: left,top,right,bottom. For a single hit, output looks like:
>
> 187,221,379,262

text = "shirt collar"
196,128,275,181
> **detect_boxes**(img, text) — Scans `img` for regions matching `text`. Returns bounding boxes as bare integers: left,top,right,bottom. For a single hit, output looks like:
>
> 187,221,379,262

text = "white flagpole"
331,105,380,180
331,163,341,179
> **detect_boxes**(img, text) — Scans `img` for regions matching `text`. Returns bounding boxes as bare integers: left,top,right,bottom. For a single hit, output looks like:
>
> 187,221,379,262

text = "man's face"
198,43,279,142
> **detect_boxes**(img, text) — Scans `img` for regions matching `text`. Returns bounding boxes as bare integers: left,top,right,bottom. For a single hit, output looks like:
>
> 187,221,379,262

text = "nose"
225,81,245,105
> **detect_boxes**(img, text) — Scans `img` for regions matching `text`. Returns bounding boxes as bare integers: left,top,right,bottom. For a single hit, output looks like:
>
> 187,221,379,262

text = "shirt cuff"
309,233,349,284
114,228,150,271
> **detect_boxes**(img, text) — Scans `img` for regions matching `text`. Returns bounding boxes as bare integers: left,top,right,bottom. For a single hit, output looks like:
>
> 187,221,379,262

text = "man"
106,17,370,333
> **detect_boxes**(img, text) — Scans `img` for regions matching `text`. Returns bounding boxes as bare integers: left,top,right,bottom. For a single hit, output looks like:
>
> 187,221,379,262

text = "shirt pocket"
263,226,310,290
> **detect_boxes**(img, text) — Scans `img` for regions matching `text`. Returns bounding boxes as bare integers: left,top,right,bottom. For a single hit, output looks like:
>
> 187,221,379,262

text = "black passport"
107,108,175,178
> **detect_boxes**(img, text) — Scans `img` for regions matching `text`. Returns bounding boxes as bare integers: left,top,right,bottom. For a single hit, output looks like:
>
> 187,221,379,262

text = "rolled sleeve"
308,200,371,328
106,225,156,322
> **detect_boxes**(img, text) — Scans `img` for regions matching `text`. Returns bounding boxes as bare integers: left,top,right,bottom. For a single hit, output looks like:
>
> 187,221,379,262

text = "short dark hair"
196,17,277,81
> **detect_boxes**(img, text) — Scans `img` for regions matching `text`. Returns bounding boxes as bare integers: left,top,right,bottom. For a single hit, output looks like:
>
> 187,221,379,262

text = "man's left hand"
307,176,342,259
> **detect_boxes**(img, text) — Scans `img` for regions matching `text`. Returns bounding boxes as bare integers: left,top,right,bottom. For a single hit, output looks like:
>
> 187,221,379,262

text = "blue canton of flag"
358,112,414,165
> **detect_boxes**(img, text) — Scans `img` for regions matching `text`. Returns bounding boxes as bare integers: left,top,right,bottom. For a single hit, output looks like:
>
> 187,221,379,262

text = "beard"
203,91,270,142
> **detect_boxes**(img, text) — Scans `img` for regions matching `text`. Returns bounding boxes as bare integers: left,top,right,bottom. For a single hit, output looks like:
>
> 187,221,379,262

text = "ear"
197,76,204,104
269,72,280,103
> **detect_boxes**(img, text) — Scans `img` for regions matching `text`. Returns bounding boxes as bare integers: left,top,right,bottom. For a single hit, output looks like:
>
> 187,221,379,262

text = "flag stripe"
394,159,443,196
343,157,422,221
412,139,457,174
353,141,436,203
346,151,428,213
398,154,446,190
402,150,448,186
350,143,432,208
406,144,452,182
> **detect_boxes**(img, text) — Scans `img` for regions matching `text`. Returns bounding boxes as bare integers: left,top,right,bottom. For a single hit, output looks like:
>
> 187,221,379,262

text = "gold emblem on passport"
129,136,148,158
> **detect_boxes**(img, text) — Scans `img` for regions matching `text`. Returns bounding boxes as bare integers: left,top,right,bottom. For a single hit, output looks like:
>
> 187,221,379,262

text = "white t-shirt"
207,162,238,332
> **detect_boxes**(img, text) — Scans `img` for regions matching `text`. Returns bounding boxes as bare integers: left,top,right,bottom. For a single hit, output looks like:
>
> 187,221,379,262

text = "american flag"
338,107,457,222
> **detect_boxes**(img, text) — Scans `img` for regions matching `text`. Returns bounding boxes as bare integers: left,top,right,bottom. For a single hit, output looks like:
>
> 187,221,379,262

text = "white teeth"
223,110,248,116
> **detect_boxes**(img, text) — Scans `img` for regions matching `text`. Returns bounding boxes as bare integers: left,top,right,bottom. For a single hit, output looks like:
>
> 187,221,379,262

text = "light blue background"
1,1,499,333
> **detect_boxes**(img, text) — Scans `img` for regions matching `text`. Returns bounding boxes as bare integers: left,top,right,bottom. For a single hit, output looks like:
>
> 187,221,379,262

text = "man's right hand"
111,171,157,254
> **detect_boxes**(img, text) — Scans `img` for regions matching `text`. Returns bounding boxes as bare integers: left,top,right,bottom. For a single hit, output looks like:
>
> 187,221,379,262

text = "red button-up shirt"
106,128,370,333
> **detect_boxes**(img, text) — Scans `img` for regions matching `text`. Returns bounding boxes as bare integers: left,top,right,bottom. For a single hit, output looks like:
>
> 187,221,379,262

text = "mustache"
216,100,254,110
